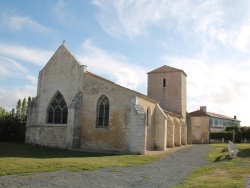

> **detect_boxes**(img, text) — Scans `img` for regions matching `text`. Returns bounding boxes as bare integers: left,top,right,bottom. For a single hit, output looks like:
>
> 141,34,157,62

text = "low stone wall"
25,125,67,148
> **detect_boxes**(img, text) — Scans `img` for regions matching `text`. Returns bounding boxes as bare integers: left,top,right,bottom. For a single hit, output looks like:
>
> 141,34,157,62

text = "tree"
15,99,22,120
21,98,27,122
27,96,32,115
0,97,33,143
225,124,239,132
0,107,7,118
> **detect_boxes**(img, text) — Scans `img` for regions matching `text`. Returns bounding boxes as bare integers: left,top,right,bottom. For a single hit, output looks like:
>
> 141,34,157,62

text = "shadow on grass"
213,155,233,162
237,148,250,158
0,142,117,158
213,146,250,162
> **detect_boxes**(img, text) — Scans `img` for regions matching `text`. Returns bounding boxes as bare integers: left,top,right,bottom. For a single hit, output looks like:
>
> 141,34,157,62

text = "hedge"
210,132,232,141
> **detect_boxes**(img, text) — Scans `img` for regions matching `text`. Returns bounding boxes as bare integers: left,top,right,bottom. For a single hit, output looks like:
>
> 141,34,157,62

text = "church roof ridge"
58,41,83,66
147,65,187,76
41,42,85,72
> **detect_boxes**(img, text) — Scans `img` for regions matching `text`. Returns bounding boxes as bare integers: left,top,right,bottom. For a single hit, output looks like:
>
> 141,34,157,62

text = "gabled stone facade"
25,43,189,154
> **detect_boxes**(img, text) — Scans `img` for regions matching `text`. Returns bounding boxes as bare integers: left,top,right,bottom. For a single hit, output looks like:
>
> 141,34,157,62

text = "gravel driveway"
0,145,211,188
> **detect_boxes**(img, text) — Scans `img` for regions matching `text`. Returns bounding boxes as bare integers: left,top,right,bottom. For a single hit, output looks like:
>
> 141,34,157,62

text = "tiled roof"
206,112,240,121
189,110,208,117
147,65,187,76
189,110,240,122
86,72,159,103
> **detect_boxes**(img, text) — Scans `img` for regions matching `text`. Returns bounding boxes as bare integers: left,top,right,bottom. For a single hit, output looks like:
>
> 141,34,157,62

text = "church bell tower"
147,65,187,121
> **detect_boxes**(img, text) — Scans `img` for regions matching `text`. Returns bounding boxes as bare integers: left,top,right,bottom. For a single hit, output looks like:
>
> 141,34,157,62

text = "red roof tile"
189,110,240,122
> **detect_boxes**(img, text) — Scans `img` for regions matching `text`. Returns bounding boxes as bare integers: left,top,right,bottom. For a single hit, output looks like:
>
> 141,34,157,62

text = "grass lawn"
0,142,164,176
175,143,250,188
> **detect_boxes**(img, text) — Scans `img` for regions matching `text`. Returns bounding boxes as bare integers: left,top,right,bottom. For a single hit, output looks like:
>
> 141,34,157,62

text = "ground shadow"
0,142,119,158
213,146,250,162
237,148,250,158
213,155,233,162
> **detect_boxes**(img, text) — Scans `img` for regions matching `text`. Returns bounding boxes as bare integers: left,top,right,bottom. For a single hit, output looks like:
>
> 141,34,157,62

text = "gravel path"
0,145,211,188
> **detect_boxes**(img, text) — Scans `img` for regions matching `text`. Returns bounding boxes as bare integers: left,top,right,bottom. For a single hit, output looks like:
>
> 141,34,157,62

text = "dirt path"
0,145,211,188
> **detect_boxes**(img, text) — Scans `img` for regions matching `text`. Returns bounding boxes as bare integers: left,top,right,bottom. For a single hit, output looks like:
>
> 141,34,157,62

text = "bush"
210,126,250,143
235,130,242,143
225,125,239,132
210,132,232,141
241,126,250,139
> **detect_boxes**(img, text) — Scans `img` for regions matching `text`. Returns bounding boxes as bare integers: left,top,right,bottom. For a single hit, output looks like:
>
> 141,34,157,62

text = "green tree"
27,96,32,115
225,124,239,132
15,99,22,120
0,97,33,143
10,108,15,119
21,98,27,122
0,107,7,118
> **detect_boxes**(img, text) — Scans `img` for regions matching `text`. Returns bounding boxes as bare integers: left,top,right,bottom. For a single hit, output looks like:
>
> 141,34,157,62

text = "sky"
0,0,250,126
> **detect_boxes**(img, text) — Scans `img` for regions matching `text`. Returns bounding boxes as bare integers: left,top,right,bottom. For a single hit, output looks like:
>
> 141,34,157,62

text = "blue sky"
0,0,250,126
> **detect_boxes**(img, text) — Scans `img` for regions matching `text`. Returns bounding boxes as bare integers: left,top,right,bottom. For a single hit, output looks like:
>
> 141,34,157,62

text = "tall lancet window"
47,92,68,124
163,78,166,88
147,107,151,127
96,95,109,128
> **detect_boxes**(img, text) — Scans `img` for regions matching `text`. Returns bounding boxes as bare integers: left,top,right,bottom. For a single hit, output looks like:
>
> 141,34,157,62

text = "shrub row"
210,126,250,143
210,132,232,141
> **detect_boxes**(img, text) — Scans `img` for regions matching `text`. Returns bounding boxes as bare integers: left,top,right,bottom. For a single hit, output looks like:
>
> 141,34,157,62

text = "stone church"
25,43,189,154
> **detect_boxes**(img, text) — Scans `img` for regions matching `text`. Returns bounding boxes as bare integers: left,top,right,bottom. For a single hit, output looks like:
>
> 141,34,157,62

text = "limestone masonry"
25,43,190,154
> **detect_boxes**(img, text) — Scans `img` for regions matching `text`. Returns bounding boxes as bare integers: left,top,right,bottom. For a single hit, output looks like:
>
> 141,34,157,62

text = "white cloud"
0,43,53,66
9,16,51,32
93,0,170,38
93,0,250,55
76,39,149,92
216,19,250,53
0,85,37,110
93,0,225,42
0,57,27,79
0,11,52,33
53,0,73,25
163,56,250,126
26,75,38,85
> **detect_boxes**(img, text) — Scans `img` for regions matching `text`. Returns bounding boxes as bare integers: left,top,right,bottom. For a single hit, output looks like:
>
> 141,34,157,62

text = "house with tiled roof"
189,106,240,143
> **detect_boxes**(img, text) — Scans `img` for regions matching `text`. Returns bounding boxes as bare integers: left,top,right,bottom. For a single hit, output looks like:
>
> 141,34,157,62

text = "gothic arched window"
47,92,68,124
96,95,109,128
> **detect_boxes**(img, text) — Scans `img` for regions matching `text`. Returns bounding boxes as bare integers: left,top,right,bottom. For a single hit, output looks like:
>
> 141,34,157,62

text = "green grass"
0,142,164,176
175,143,250,188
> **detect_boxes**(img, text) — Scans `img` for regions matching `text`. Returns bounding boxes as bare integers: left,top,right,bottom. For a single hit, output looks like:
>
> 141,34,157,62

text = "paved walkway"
0,145,211,188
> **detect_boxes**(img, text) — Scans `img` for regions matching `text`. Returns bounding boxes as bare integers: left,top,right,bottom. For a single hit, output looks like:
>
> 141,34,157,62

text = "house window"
163,78,166,87
147,107,151,126
47,92,68,124
96,95,109,128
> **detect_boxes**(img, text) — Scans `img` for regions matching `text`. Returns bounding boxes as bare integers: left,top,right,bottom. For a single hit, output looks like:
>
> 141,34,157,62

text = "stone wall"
191,116,210,143
181,74,187,121
137,96,157,151
166,116,175,147
81,73,145,153
26,44,85,149
25,125,67,148
154,104,167,150
148,71,184,116
129,99,147,154
174,118,181,147
35,44,85,126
